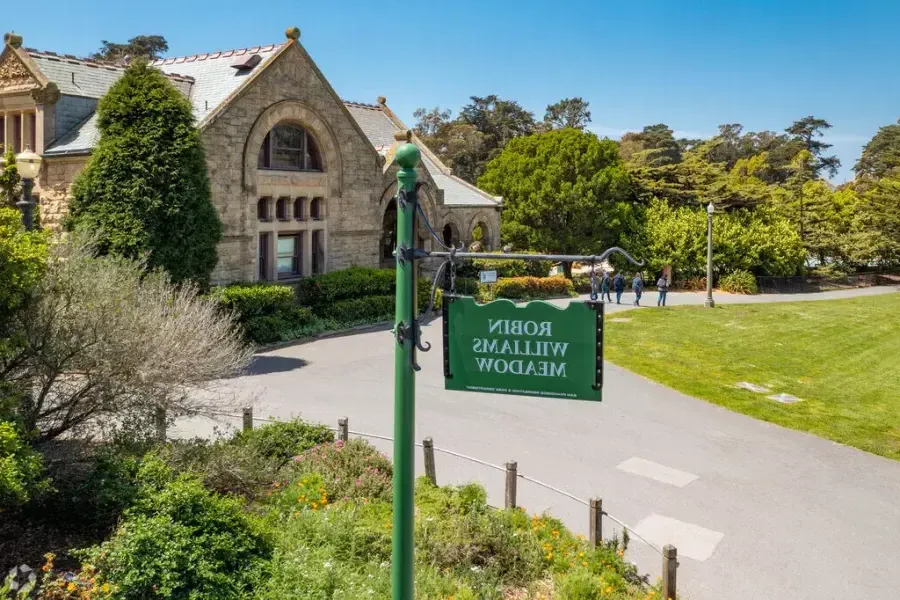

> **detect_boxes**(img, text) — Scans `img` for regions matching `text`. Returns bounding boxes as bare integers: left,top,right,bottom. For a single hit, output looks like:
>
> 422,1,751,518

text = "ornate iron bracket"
585,300,605,391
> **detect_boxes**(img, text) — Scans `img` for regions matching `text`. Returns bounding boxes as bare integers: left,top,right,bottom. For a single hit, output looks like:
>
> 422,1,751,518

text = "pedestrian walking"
613,273,625,304
589,270,599,301
657,275,669,306
632,273,644,306
601,271,612,303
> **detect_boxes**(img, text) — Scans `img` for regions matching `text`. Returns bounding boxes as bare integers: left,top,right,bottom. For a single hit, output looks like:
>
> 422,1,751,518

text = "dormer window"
257,123,322,171
231,54,262,71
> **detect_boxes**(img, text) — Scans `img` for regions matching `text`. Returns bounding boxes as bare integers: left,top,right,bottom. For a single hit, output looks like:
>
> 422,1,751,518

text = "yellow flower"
545,552,553,560
101,583,111,593
551,529,560,537
582,561,588,567
67,582,78,592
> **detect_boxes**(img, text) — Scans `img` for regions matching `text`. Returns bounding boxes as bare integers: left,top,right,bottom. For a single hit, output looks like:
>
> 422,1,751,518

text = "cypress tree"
68,60,221,285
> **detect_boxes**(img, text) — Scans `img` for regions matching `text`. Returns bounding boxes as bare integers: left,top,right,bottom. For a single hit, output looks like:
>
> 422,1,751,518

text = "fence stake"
338,417,349,442
423,437,437,486
154,406,166,443
505,461,518,508
242,407,253,432
589,498,602,547
661,544,677,600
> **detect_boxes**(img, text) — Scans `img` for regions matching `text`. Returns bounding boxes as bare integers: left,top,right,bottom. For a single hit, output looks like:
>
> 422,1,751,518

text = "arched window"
258,123,322,171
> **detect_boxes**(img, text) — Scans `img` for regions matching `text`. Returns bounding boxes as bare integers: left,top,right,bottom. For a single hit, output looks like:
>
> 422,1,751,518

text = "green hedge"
457,253,552,279
492,276,576,300
243,307,314,345
210,283,295,318
297,267,395,308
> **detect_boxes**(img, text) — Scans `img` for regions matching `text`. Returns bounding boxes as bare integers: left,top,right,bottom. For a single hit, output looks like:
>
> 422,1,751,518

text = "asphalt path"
175,286,900,600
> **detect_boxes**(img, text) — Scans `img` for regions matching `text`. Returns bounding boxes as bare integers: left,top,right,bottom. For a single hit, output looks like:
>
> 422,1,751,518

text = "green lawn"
604,293,900,459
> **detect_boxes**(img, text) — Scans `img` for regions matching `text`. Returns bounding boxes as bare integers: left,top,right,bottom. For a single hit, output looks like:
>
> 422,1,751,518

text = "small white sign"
479,270,498,284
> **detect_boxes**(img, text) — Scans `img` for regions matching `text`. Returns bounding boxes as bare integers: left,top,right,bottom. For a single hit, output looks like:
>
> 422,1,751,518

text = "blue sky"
8,0,900,181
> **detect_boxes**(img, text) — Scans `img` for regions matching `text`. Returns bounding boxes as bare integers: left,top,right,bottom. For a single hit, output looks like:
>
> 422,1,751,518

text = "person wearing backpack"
613,273,625,304
657,275,669,307
600,271,612,303
632,273,644,306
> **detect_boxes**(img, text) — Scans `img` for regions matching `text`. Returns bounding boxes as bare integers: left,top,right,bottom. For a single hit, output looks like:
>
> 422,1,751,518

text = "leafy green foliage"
210,283,295,317
92,34,169,62
492,276,576,300
231,419,334,468
0,208,47,318
639,200,805,280
479,129,632,274
718,270,759,294
855,119,900,179
785,116,841,179
81,459,270,600
0,147,20,208
0,422,49,511
317,294,395,323
297,266,395,307
67,61,221,286
543,97,592,130
846,176,900,267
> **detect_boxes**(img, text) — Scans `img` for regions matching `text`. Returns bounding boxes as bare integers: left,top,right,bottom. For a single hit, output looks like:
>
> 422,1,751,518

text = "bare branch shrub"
2,238,251,442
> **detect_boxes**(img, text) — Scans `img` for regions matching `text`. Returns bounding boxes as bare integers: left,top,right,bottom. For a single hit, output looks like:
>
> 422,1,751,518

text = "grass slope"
605,293,900,459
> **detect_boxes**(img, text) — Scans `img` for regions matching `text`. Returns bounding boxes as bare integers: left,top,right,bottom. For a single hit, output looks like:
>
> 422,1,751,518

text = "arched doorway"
442,222,460,248
381,199,398,269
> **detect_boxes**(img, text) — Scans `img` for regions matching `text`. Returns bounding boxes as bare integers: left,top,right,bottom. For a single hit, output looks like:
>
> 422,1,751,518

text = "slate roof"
44,112,100,155
343,101,500,208
26,49,194,98
151,44,283,125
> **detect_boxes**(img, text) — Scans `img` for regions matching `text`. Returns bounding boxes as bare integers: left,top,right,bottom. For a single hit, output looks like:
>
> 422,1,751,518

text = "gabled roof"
345,100,501,208
26,49,194,98
151,44,284,125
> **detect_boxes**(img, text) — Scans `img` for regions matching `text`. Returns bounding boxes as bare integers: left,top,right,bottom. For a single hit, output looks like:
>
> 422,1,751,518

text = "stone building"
0,28,501,283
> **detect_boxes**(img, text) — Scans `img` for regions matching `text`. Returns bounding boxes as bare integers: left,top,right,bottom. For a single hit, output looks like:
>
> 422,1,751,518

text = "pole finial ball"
285,27,301,41
395,143,421,169
4,32,23,48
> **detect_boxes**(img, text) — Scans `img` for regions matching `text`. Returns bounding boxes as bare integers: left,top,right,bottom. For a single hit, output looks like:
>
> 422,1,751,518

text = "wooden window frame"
277,233,302,280
257,125,322,172
258,232,270,281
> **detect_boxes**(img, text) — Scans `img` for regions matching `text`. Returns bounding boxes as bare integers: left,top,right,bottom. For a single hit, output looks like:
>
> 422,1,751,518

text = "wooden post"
589,498,602,547
154,406,166,443
422,437,437,486
242,407,253,432
504,461,517,508
338,417,349,442
661,544,677,600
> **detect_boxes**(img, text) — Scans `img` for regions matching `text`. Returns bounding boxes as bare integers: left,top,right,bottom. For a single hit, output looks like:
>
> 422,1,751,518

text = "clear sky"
7,0,899,182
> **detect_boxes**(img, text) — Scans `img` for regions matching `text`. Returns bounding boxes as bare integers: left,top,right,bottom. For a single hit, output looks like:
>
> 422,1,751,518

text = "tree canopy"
854,120,900,180
67,60,222,286
543,97,592,130
478,128,632,276
92,35,168,62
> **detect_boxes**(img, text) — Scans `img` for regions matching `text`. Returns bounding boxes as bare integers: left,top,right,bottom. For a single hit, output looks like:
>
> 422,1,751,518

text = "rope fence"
182,408,678,598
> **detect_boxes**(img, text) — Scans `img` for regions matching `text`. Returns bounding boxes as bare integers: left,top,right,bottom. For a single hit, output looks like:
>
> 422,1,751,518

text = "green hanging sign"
443,296,603,401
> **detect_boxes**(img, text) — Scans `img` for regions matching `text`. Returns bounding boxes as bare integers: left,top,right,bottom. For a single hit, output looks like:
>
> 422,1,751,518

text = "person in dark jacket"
589,271,599,301
632,273,644,306
600,271,612,302
613,273,625,304
657,275,669,306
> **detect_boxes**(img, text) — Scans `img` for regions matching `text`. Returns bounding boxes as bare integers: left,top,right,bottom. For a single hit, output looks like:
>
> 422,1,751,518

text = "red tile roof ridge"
343,100,383,110
149,42,282,66
24,47,195,82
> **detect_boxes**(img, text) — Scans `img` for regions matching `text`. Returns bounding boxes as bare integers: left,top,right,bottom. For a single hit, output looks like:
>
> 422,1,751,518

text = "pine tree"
67,60,221,286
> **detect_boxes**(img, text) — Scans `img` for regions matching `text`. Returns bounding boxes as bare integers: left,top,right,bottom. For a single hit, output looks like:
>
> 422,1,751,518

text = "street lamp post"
15,147,42,231
705,202,715,308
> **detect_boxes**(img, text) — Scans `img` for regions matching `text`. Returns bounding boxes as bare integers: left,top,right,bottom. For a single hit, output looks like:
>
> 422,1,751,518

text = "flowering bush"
492,276,576,300
231,418,334,468
290,439,393,503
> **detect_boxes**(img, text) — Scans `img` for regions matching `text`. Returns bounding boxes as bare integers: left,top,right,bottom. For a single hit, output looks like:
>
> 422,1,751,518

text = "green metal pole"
392,140,421,600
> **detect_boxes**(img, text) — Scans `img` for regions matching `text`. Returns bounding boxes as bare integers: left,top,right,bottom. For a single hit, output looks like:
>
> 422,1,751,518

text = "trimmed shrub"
81,459,270,600
231,419,334,468
1,422,50,510
572,275,593,293
242,307,314,345
492,276,576,300
719,270,759,294
297,267,395,308
66,61,221,286
319,295,395,324
210,283,295,318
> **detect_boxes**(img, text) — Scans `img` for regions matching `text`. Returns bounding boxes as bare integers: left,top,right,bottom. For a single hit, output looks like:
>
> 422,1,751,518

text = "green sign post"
391,139,420,600
444,297,604,401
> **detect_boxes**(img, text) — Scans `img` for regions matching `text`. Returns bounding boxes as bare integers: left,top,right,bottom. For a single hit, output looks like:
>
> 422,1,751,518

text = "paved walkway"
175,286,900,600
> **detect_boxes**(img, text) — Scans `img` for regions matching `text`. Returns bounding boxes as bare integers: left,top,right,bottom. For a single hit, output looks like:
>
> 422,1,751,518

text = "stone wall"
39,155,86,230
201,41,383,284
